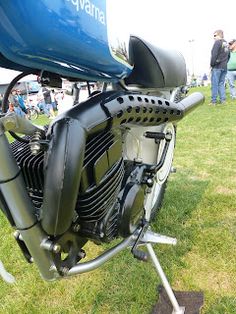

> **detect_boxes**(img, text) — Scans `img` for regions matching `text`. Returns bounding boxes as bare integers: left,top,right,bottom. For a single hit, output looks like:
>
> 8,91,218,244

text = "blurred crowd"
0,86,74,119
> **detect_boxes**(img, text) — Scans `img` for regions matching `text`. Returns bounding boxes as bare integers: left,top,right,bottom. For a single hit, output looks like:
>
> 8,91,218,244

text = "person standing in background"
8,89,25,117
41,86,55,119
209,30,229,105
50,89,57,111
16,89,27,114
227,39,236,99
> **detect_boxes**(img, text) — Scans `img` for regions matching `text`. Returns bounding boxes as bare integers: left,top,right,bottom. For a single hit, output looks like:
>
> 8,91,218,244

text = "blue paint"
0,0,132,81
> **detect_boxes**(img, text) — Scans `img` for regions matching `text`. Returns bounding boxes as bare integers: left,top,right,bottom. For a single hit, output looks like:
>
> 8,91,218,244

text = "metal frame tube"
68,235,134,276
0,129,58,281
0,131,37,228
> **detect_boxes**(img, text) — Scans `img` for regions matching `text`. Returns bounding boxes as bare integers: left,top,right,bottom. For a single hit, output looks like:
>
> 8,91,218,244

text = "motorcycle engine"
10,128,145,243
9,89,178,243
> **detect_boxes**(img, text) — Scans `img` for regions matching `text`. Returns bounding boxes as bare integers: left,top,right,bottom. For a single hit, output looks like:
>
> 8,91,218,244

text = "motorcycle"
0,1,204,313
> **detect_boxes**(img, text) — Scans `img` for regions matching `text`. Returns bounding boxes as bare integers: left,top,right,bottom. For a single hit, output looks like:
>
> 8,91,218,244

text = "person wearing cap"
210,30,230,105
227,39,236,99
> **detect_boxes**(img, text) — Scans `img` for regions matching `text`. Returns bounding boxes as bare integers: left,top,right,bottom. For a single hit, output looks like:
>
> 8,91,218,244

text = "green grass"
1,88,236,313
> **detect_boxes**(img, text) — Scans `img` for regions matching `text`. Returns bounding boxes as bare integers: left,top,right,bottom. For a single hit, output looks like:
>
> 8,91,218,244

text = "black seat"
125,36,187,89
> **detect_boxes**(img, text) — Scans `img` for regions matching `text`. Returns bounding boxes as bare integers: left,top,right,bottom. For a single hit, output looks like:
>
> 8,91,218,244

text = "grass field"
0,86,236,313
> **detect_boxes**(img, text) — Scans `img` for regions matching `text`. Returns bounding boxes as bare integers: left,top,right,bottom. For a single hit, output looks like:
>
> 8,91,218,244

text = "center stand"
137,229,185,314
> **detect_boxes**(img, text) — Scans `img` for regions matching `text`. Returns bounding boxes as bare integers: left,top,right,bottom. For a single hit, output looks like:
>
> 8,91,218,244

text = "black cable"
86,81,91,96
0,168,21,184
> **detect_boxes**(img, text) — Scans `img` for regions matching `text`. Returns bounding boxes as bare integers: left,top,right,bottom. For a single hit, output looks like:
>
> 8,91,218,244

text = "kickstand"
146,243,185,314
139,229,185,314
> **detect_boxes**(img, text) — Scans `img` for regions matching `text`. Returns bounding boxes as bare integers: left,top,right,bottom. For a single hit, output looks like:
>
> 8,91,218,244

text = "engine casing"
9,90,186,242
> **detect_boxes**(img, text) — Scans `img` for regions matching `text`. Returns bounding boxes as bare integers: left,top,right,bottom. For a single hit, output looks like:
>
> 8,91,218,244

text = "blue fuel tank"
0,0,133,81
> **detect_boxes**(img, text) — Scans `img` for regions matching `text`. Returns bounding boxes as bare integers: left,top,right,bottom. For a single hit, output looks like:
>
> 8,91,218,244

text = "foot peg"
132,249,148,262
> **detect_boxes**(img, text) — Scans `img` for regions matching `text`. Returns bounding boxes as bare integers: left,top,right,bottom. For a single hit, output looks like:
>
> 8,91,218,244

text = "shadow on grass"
154,169,209,231
151,170,209,277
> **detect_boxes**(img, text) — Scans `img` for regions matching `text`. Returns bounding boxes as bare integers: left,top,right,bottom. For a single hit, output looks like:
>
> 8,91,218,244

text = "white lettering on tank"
66,0,106,25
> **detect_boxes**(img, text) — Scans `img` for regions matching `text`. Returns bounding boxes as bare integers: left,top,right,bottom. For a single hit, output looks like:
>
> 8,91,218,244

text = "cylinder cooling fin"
10,137,44,210
76,129,124,222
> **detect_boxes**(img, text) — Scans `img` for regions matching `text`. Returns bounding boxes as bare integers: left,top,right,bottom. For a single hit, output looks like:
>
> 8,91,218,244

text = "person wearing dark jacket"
41,86,55,119
210,29,230,105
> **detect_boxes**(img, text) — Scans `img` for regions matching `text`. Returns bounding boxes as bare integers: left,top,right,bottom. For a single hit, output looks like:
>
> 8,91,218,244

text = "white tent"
0,68,37,84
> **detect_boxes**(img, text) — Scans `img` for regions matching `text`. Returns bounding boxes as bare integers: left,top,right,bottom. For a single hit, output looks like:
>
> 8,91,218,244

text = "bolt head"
146,178,154,187
52,244,61,254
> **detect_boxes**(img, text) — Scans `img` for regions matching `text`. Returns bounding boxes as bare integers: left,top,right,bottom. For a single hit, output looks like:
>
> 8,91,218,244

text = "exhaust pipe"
177,92,205,116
